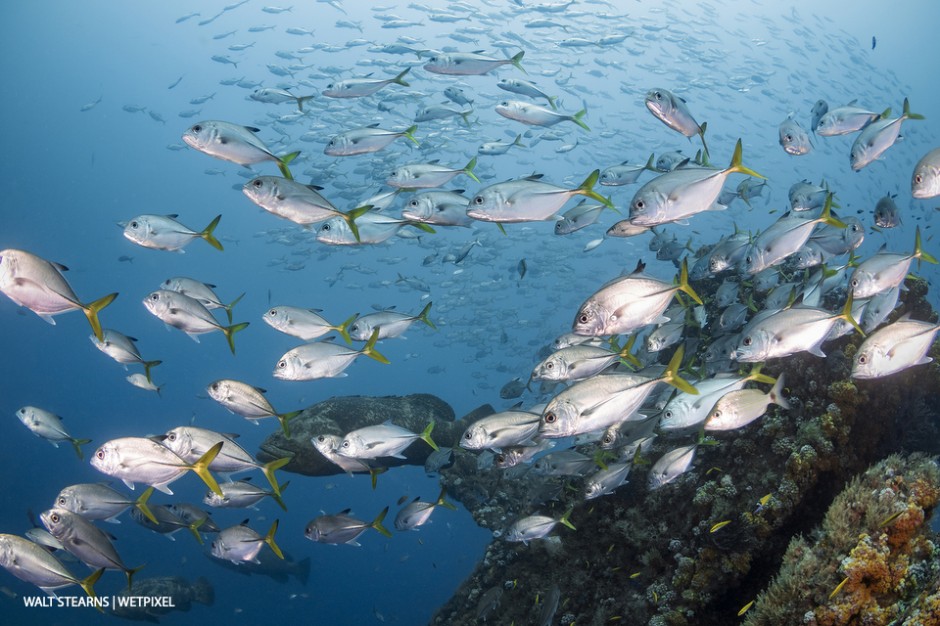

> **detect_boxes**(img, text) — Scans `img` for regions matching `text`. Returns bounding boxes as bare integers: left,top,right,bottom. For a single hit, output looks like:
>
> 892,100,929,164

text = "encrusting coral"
744,453,940,626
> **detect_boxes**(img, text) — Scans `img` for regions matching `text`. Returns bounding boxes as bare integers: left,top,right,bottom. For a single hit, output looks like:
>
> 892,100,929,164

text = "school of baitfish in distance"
2,0,940,613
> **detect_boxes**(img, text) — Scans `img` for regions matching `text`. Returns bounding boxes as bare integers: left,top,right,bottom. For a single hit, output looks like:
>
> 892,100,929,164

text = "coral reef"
744,453,940,626
429,277,940,626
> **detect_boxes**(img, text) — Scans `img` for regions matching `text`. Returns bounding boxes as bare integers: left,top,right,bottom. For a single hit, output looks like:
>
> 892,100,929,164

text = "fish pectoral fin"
38,314,57,326
122,480,137,491
184,333,202,343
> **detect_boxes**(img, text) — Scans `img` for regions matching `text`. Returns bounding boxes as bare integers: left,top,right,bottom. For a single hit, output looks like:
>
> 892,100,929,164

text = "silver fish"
497,78,557,109
207,379,300,436
733,297,861,362
323,69,410,98
304,508,391,545
203,480,286,511
0,249,117,340
242,175,367,240
584,462,631,500
815,101,882,136
600,155,655,186
423,50,524,75
122,214,223,252
311,434,374,476
505,508,574,544
628,140,762,227
248,88,314,111
874,193,902,228
778,115,812,155
459,410,541,451
645,88,708,154
849,227,937,298
387,158,479,188
40,508,141,588
648,445,697,489
850,98,924,171
394,488,456,531
0,534,102,597
467,170,607,223
704,375,789,431
495,100,589,130
182,120,299,179
142,289,249,354
15,406,91,459
160,426,289,495
911,147,940,199
272,329,389,380
90,437,223,496
348,303,434,340
324,125,418,156
160,277,240,323
211,521,282,564
337,421,437,460
572,260,701,337
852,315,940,379
54,483,156,525
263,306,356,342
401,190,472,227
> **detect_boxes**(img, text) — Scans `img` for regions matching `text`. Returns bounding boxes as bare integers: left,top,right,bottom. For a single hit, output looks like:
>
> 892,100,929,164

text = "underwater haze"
1,0,939,625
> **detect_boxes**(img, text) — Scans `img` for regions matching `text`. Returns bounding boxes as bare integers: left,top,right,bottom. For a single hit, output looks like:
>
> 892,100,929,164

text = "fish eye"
192,124,202,132
252,179,263,187
495,454,505,463
473,196,484,205
267,309,277,316
342,441,349,448
167,433,176,441
850,278,859,287
713,410,722,419
96,450,105,459
277,360,287,369
858,354,867,364
635,200,645,210
664,410,673,419
317,435,326,442
544,412,556,424
742,336,752,346
546,362,554,369
784,134,793,142
51,513,59,523
130,221,138,229
57,497,66,505
745,256,752,264
603,434,614,444
464,431,472,439
210,382,219,390
915,174,923,184
409,200,418,207
322,224,331,231
150,293,159,300
578,313,589,324
350,324,359,332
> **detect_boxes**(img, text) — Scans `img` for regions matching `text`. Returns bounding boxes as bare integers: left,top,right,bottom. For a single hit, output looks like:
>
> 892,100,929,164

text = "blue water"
2,0,939,624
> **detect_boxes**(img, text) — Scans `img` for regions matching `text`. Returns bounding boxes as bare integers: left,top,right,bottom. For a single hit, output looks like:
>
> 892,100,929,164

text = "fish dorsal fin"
223,432,241,439
367,122,381,128
523,173,544,181
256,388,267,394
338,508,352,515
240,518,251,526
632,259,646,275
306,184,325,191
51,261,69,272
428,159,440,164
452,189,465,194
246,127,261,133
